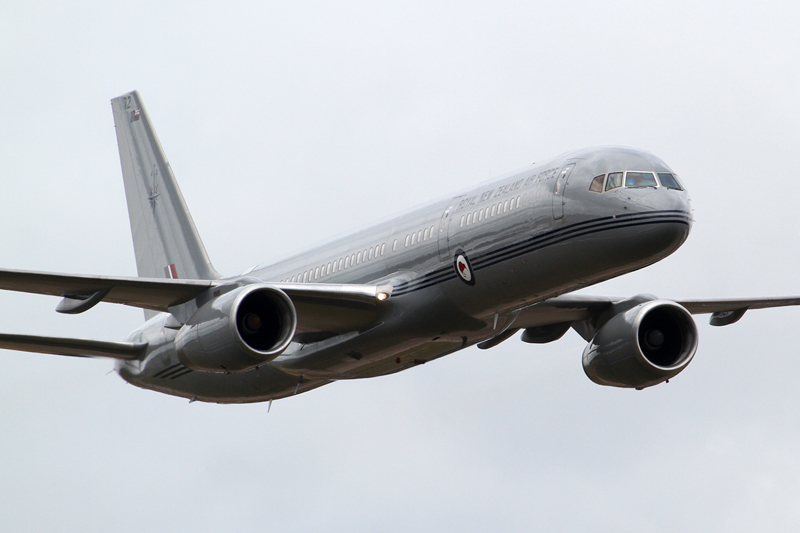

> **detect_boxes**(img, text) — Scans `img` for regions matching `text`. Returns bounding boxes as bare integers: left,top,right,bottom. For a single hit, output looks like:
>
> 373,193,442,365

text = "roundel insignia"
453,250,475,286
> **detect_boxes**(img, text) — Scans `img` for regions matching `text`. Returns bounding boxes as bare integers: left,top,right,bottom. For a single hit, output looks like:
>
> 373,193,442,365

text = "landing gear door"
438,198,461,261
552,163,575,220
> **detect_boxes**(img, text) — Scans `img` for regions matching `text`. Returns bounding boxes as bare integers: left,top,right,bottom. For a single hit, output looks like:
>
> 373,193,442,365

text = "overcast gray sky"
2,1,800,531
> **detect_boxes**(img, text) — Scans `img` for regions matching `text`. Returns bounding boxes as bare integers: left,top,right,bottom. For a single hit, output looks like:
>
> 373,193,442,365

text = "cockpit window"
657,172,683,190
625,171,657,188
589,174,605,192
605,172,623,191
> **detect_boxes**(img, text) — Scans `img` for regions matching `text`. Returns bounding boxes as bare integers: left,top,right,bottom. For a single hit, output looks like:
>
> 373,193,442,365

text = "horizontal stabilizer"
0,333,147,360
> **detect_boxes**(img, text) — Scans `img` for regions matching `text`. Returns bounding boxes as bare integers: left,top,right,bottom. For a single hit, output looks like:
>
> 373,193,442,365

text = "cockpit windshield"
605,172,623,191
625,172,657,188
590,171,683,193
657,172,683,190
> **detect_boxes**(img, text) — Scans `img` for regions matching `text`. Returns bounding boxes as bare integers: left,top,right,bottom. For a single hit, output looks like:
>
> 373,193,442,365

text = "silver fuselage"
118,146,692,403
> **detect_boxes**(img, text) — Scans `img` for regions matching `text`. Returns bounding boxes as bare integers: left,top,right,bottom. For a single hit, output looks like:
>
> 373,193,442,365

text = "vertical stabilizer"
111,91,220,292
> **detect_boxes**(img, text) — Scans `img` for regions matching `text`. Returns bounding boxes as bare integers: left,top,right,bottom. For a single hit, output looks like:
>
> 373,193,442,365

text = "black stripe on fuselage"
166,368,194,380
153,362,193,380
391,210,691,296
153,363,182,378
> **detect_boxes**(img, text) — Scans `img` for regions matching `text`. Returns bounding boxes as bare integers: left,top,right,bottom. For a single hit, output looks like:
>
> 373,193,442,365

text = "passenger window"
605,172,623,191
491,205,496,217
417,230,423,242
327,262,331,275
430,225,435,236
381,243,386,255
516,196,521,208
345,256,350,268
589,174,606,192
657,172,683,190
411,233,415,245
625,171,657,188
303,272,308,282
339,259,343,270
425,227,430,240
368,248,373,260
291,275,295,282
504,200,508,212
314,267,319,279
459,217,464,228
392,239,397,252
356,252,361,264
351,253,355,265
405,235,409,247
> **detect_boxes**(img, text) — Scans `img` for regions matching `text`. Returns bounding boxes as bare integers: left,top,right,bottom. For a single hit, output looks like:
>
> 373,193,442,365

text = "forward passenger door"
552,163,575,220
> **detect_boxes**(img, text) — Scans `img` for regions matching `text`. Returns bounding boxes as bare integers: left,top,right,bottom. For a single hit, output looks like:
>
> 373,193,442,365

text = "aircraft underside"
118,219,691,403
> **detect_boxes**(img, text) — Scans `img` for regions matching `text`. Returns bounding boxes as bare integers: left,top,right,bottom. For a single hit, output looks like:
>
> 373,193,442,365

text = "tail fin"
110,91,220,287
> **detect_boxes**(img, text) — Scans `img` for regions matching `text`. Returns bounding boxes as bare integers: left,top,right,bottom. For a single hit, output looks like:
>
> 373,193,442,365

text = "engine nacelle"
582,300,698,389
175,284,297,373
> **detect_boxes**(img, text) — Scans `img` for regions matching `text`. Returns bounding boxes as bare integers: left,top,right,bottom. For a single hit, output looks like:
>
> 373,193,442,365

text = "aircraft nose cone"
616,187,693,258
632,187,692,230
652,190,693,252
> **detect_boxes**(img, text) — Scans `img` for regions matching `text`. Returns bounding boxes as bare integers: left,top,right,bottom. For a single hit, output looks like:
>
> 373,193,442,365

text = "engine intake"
176,284,297,373
582,299,698,389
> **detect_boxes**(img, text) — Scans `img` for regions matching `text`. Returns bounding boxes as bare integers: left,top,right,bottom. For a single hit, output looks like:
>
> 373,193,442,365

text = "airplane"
1,90,798,404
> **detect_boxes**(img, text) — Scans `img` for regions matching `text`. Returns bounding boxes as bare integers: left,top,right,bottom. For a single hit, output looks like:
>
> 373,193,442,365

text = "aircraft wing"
0,269,394,356
0,268,217,313
272,282,392,342
672,297,800,314
513,294,800,334
0,268,391,338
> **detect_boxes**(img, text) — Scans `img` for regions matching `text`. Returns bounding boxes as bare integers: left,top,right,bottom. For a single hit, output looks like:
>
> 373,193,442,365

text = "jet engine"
582,299,698,389
175,284,297,373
